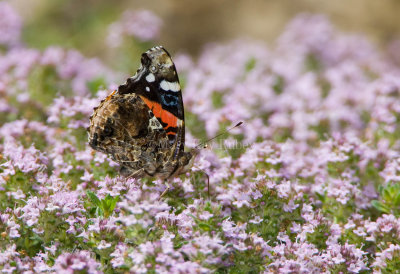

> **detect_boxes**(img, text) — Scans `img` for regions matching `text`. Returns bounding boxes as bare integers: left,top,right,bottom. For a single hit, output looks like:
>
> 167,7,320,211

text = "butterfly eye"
150,65,157,72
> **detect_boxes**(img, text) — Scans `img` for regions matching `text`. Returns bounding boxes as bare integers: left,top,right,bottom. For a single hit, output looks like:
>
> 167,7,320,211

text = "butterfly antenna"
195,121,243,149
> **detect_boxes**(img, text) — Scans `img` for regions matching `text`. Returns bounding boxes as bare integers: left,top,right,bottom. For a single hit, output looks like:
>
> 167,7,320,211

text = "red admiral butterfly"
88,46,197,180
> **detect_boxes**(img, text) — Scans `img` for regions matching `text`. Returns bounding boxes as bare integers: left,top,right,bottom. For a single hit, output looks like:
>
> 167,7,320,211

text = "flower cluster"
107,10,163,47
1,5,400,272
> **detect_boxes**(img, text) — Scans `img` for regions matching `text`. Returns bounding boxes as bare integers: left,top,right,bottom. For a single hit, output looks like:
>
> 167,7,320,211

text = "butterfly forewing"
118,46,185,160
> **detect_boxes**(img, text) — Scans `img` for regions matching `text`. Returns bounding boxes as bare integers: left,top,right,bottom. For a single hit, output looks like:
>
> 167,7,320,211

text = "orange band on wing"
140,96,178,134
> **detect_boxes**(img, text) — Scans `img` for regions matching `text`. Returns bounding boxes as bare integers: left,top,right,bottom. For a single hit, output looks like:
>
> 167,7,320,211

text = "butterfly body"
88,46,196,180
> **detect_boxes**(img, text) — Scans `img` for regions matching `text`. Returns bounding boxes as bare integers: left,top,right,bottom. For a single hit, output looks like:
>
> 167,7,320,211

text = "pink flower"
97,240,112,250
110,243,128,268
373,244,400,269
52,251,101,273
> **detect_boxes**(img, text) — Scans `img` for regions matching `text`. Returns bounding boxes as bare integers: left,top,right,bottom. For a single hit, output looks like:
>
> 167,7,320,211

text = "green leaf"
378,185,384,195
102,194,112,209
382,187,394,202
109,196,119,212
315,191,326,202
174,240,188,249
394,192,400,207
87,191,101,207
101,199,109,211
371,200,390,213
95,207,104,217
198,223,211,231
204,201,212,213
98,194,120,218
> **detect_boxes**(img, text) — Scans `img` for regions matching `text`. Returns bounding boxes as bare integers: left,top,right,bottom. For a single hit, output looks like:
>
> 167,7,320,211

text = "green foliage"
309,119,331,140
372,183,400,216
319,193,356,224
87,77,108,95
218,251,267,273
307,223,330,250
28,66,71,106
0,171,37,211
211,91,225,109
86,191,119,218
22,0,123,54
185,111,208,141
305,53,322,71
318,77,331,99
245,57,256,72
272,75,285,95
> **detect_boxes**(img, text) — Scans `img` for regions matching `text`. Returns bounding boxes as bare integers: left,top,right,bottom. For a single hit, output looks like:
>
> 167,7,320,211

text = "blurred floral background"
13,0,400,60
2,0,400,273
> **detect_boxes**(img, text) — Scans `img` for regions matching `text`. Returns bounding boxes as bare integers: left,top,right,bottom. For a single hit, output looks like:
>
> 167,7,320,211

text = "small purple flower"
52,250,101,274
110,243,128,268
45,244,58,256
128,250,145,265
81,169,93,182
0,244,18,265
373,244,400,269
97,240,112,250
19,196,45,227
6,218,20,238
2,139,48,174
33,255,51,272
50,191,84,215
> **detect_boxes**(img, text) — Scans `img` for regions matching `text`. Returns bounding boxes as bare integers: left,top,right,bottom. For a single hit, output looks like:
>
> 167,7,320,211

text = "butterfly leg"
126,168,144,179
201,170,210,199
159,181,170,200
205,172,210,198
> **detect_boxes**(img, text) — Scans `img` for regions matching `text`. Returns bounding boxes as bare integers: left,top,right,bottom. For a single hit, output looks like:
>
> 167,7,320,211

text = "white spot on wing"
146,87,150,92
160,80,180,92
146,73,155,82
147,46,162,54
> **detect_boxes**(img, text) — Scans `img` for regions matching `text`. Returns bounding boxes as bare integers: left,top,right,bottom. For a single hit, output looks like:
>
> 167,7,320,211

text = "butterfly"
87,46,197,180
